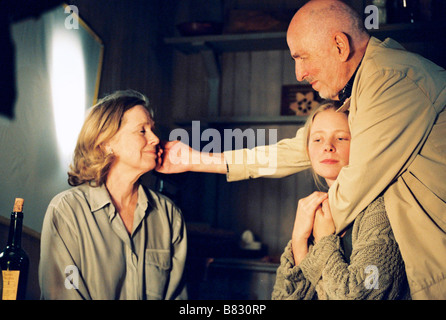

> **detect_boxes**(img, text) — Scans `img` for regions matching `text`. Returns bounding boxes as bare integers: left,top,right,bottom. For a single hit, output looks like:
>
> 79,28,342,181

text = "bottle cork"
13,198,24,213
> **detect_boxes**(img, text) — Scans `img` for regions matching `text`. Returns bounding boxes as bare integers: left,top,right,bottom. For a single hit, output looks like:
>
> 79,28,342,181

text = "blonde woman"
272,103,410,300
39,90,187,300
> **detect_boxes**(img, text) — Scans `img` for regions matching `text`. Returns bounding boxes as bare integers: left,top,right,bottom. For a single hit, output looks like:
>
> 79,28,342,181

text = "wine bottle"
0,198,29,300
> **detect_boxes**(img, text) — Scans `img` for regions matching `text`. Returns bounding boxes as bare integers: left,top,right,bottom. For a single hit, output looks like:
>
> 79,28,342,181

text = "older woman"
272,102,410,300
39,90,187,300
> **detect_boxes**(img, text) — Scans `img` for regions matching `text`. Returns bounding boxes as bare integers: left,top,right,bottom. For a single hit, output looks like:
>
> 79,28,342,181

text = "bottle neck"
7,212,24,248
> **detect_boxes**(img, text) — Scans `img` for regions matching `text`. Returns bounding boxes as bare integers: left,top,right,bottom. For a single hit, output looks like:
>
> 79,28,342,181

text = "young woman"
272,102,410,300
39,90,187,300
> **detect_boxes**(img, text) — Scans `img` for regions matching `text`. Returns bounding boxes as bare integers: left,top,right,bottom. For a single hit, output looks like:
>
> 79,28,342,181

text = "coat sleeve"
224,127,311,182
272,241,317,300
329,67,437,232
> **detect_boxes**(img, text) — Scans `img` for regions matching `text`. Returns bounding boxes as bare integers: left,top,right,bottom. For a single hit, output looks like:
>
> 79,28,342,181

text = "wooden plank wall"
168,0,446,257
171,51,302,258
170,0,364,119
170,0,319,257
214,48,316,257
70,0,175,127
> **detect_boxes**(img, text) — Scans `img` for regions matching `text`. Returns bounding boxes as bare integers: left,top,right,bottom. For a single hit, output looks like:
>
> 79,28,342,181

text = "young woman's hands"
313,199,336,243
291,192,328,265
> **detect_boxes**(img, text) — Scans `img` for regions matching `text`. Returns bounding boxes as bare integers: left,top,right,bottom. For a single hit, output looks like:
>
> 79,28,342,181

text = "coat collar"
338,65,359,106
336,36,396,113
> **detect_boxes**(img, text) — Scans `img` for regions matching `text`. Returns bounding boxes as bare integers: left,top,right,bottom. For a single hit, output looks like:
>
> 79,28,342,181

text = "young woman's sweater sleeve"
271,241,317,300
273,197,410,300
299,197,409,299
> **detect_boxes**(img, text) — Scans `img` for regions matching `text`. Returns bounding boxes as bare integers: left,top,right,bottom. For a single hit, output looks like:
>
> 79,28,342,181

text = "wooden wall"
172,50,298,118
68,0,446,258
167,0,446,258
170,1,318,257
172,50,317,257
169,0,359,258
70,0,175,130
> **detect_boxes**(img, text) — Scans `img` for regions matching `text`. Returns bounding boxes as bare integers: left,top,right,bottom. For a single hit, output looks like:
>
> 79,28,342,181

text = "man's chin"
318,89,338,101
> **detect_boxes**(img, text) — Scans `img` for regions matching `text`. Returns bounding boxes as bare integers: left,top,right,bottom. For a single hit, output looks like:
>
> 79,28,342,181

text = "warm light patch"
50,28,86,168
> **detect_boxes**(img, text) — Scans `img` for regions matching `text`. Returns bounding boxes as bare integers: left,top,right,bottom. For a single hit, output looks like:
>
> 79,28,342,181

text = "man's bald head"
289,0,369,50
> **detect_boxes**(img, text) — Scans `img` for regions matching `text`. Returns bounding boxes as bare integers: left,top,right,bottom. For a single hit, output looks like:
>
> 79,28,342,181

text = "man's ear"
333,32,350,62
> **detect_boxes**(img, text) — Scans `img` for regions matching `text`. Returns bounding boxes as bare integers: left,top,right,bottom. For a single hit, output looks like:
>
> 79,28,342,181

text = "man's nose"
295,60,308,82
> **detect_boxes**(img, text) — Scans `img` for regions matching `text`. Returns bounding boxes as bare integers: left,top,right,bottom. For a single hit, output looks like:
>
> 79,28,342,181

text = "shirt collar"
338,66,358,106
89,183,112,212
88,183,150,213
137,184,149,212
338,51,366,103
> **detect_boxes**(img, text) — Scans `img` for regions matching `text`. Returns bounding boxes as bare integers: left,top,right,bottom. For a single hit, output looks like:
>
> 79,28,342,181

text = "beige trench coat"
224,37,446,299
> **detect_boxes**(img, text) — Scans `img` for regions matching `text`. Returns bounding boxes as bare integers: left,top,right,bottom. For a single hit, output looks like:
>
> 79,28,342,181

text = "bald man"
158,0,446,299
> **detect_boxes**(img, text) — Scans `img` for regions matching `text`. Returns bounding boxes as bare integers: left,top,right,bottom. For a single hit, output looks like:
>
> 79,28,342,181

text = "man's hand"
155,140,194,174
156,140,227,174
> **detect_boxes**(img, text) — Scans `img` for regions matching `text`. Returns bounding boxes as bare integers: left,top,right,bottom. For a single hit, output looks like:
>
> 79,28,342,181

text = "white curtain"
0,5,103,232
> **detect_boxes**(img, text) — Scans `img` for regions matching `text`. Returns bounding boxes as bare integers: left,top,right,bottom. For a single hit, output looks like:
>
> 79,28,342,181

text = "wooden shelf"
165,31,287,54
370,22,446,43
164,22,445,54
165,21,445,123
175,115,307,127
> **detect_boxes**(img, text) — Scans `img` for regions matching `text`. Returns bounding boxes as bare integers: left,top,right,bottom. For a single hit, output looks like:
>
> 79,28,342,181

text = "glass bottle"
0,198,29,300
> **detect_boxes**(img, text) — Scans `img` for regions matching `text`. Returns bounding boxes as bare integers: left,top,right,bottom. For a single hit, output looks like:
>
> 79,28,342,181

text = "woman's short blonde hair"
68,90,153,187
303,100,348,190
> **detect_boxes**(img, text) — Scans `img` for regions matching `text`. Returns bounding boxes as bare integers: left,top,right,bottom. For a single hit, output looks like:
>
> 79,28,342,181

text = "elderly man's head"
287,0,370,100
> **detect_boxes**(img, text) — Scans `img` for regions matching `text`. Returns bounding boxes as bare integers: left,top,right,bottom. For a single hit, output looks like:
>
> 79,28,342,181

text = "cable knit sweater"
272,196,411,300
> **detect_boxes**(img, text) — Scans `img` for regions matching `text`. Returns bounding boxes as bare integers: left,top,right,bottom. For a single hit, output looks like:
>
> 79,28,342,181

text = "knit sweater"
272,196,411,300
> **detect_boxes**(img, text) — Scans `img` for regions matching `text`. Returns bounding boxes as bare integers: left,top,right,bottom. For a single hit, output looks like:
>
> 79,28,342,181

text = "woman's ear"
101,142,113,155
333,32,350,62
106,145,113,155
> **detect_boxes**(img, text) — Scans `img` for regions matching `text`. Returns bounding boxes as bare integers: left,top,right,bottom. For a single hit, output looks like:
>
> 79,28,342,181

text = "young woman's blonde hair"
68,90,153,187
303,100,348,190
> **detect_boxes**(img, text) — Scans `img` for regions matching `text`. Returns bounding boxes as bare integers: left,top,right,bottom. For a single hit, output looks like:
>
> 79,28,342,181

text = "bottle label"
2,270,20,300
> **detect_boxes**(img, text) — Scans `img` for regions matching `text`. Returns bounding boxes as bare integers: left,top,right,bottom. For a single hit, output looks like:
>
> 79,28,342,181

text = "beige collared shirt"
39,183,187,300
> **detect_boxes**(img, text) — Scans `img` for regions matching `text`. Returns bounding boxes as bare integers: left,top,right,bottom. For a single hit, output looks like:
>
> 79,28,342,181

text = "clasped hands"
291,192,336,266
